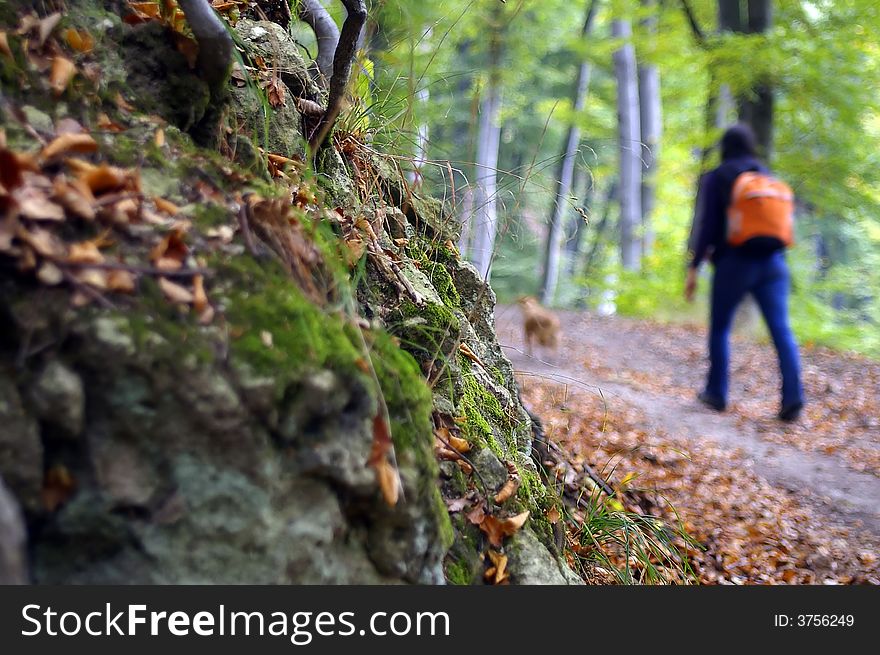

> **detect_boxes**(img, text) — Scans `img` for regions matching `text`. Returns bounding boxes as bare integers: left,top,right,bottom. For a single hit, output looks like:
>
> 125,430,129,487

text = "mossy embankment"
0,0,578,585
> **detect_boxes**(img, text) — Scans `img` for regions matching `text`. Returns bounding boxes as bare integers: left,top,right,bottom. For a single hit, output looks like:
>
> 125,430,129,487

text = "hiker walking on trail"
685,124,805,422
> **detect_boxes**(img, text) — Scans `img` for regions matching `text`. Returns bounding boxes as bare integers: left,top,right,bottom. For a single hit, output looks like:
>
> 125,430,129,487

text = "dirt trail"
495,305,880,537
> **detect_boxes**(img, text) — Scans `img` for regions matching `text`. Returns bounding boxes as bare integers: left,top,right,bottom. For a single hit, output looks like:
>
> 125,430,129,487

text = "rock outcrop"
0,0,578,585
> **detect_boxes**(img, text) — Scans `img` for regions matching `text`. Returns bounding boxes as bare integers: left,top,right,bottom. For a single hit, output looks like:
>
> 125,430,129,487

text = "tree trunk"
539,0,599,304
612,19,642,271
468,20,504,280
637,0,661,259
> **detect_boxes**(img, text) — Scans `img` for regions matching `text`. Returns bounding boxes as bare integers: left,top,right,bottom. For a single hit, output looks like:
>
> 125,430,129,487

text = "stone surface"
0,376,43,514
29,360,85,439
0,478,27,584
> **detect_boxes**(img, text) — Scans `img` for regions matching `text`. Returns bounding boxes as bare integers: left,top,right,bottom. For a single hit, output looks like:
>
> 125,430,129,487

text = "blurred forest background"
310,0,880,356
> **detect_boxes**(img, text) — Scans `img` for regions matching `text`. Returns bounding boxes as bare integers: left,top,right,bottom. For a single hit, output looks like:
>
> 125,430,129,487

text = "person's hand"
685,267,698,303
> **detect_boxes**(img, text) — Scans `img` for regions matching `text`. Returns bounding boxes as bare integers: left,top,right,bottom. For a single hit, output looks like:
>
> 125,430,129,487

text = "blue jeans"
705,250,804,408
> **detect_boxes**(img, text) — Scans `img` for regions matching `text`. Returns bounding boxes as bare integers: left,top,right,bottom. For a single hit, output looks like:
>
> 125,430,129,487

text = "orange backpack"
726,172,795,247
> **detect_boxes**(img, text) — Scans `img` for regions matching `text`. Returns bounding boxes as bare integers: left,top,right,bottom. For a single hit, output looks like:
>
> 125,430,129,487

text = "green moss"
191,202,232,228
390,299,460,361
444,558,474,586
405,240,461,309
217,255,361,378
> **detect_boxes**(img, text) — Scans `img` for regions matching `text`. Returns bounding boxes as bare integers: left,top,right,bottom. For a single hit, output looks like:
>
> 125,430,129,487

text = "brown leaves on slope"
0,119,212,319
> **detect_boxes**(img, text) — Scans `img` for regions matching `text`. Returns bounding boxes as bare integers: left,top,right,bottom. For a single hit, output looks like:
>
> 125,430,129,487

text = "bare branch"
308,0,367,154
177,0,234,94
298,0,341,84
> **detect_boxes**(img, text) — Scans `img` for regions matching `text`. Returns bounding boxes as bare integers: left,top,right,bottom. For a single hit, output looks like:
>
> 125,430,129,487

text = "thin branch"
309,0,367,154
177,0,234,94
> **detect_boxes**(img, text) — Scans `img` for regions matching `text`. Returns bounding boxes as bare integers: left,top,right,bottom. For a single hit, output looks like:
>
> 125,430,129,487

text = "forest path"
494,305,880,539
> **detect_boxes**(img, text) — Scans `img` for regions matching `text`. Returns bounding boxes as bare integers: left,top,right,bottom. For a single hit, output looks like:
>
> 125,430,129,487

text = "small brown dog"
517,296,560,356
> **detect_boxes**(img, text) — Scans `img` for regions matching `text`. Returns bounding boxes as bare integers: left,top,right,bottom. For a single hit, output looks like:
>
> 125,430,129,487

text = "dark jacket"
689,155,769,268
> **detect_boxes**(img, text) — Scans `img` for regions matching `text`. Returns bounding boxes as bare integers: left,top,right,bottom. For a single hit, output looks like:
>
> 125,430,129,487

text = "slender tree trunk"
539,0,600,304
469,17,504,280
742,0,774,159
637,0,661,259
612,19,642,271
409,85,430,187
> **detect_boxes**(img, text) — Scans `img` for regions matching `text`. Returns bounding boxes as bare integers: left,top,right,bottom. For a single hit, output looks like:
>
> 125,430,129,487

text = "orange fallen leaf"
49,56,76,96
493,478,519,504
81,164,128,194
114,91,135,113
546,505,561,524
154,127,165,147
67,239,104,264
42,464,76,512
459,342,484,367
478,511,530,548
63,27,94,53
448,434,472,453
107,268,136,293
373,456,400,506
41,133,98,160
153,196,179,215
97,113,126,132
486,550,509,584
150,228,188,268
192,274,210,313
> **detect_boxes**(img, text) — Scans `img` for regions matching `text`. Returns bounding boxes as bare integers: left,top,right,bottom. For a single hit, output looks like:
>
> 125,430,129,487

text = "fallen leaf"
74,267,108,289
448,434,472,453
0,148,24,190
158,277,194,304
42,464,76,512
153,196,179,216
478,511,530,548
52,177,95,221
49,56,76,96
67,239,104,264
64,27,95,53
154,128,165,147
63,27,94,53
150,229,188,268
96,113,126,132
80,164,128,194
260,330,273,348
546,505,561,524
114,91,135,113
373,456,400,506
38,12,62,48
459,342,484,367
296,98,325,116
493,478,520,504
41,133,98,160
446,497,469,512
107,268,135,293
16,187,66,221
486,550,509,584
466,503,486,526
